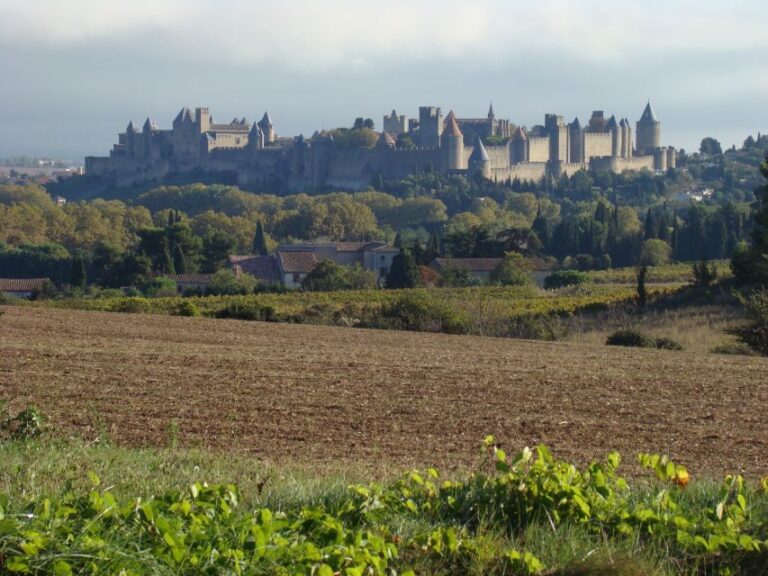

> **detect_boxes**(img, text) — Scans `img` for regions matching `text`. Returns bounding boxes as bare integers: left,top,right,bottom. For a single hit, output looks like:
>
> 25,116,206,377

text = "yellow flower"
674,469,690,488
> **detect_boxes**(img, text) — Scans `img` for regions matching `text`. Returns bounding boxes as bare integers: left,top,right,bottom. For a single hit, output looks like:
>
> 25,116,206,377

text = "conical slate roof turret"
126,121,137,133
619,118,627,128
469,135,490,163
513,126,527,140
143,118,155,132
173,107,190,125
376,131,396,148
259,111,273,127
444,112,462,137
250,122,263,135
640,102,657,123
606,115,618,131
488,102,495,119
570,117,581,130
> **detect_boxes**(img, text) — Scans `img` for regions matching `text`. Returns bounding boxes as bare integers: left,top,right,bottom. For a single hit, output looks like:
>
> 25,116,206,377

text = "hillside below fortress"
85,102,677,191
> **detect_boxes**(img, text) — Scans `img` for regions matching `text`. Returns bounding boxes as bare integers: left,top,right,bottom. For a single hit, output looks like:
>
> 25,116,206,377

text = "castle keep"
85,102,676,190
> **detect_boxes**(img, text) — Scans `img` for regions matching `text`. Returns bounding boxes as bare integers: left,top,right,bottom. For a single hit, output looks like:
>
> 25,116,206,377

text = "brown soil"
2,306,767,477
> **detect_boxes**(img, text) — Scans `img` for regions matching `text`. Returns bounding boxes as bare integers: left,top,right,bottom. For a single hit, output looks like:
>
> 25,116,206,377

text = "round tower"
619,118,629,158
569,117,583,164
258,111,275,144
607,115,621,158
443,111,464,170
636,102,661,156
511,126,528,164
666,147,677,169
653,147,668,171
469,135,491,179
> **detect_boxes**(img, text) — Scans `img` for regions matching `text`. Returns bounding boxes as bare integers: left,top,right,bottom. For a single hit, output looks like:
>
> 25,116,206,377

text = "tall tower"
511,126,528,163
545,114,568,163
606,115,621,158
619,118,629,158
258,111,275,144
487,102,496,137
636,101,661,156
469,135,491,179
443,111,464,170
569,117,583,164
417,106,443,148
249,122,264,150
195,107,210,132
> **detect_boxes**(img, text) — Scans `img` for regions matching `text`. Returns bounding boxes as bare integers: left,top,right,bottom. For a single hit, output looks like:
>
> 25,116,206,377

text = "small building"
162,273,215,294
429,258,503,284
228,255,281,286
279,241,398,284
0,278,49,299
276,250,318,289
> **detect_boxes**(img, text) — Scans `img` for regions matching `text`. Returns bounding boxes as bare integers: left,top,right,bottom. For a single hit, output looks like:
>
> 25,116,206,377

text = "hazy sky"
0,0,766,161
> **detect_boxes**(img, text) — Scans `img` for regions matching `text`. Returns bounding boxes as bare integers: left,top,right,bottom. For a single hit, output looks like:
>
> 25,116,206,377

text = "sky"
0,0,766,162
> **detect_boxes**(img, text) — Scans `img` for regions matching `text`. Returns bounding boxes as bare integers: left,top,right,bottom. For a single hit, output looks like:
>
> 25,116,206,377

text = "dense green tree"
700,137,723,156
70,253,87,289
201,230,237,273
491,252,532,286
252,220,268,255
386,248,419,289
172,244,187,274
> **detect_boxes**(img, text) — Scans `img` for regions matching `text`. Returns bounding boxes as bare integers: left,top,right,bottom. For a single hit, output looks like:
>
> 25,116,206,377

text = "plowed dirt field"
2,306,767,475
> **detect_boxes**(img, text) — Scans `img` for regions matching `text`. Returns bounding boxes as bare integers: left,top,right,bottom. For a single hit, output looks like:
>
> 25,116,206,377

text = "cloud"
2,0,765,69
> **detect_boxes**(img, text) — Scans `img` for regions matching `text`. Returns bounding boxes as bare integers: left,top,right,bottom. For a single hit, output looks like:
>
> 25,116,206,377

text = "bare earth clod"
1,306,767,476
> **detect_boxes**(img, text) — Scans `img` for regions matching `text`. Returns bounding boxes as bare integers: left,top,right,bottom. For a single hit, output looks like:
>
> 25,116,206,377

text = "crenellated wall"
583,132,612,160
527,137,549,163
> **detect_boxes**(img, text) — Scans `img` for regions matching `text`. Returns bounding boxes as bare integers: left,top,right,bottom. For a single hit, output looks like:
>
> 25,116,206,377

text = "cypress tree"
252,221,268,255
386,248,419,289
173,244,187,274
162,239,175,274
167,210,175,228
423,231,440,263
532,206,551,248
70,254,87,290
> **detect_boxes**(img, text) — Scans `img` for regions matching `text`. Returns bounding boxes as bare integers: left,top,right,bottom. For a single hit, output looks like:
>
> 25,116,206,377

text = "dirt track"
2,306,767,476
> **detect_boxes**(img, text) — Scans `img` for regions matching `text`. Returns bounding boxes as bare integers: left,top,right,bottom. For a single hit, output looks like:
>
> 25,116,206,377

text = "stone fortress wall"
85,101,676,191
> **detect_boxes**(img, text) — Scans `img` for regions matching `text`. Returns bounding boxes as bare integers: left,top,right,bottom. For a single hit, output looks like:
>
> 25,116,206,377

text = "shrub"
142,277,178,298
214,301,276,322
640,239,671,266
438,266,477,287
112,297,151,314
606,329,683,351
606,329,657,348
692,260,718,288
730,289,768,356
710,341,759,356
1,403,45,440
174,300,200,317
207,270,257,296
491,252,532,286
379,292,467,334
544,270,589,290
504,314,565,341
654,337,684,351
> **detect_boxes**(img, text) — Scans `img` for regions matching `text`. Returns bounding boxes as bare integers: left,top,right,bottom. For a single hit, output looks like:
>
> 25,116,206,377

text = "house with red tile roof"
227,241,398,289
0,278,49,299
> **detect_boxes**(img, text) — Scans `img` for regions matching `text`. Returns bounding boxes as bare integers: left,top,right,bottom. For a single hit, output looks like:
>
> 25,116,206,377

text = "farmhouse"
229,241,398,288
162,273,215,294
0,278,49,299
